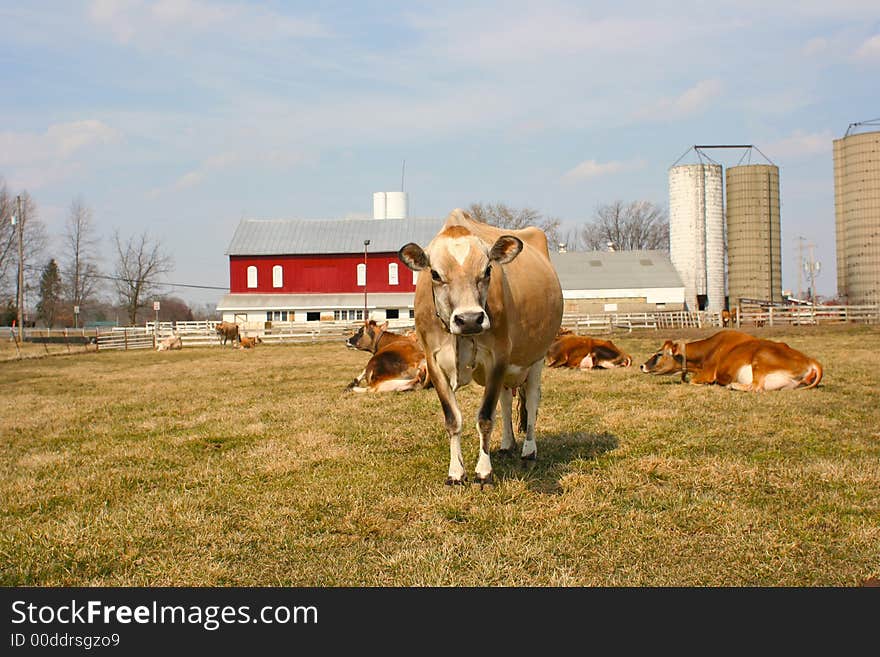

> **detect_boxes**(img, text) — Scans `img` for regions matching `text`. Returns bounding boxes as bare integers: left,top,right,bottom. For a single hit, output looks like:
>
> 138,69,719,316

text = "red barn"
216,216,442,328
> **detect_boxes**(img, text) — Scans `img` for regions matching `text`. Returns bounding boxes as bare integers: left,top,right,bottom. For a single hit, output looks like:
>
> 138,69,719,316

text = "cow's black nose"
453,311,486,333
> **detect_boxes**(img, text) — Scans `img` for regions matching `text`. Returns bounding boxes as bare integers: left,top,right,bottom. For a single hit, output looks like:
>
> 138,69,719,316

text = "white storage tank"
372,191,409,219
668,163,725,312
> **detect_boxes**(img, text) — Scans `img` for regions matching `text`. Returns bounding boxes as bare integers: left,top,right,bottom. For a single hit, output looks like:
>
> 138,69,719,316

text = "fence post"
124,330,128,351
769,306,774,327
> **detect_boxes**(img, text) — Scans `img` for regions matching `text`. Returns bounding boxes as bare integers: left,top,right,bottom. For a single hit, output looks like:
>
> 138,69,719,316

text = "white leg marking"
500,387,515,451
521,362,544,459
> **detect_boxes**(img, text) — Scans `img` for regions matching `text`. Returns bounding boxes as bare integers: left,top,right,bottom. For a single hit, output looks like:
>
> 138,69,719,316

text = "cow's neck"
372,328,396,352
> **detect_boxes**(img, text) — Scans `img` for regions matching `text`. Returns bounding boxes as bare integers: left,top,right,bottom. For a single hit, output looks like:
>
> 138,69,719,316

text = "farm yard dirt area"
1,324,878,586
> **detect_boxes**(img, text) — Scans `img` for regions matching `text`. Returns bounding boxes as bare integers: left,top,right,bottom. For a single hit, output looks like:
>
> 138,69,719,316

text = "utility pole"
16,195,24,345
796,236,805,302
803,242,820,306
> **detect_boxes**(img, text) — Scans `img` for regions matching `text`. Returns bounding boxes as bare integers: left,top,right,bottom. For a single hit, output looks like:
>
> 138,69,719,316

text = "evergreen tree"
37,259,63,327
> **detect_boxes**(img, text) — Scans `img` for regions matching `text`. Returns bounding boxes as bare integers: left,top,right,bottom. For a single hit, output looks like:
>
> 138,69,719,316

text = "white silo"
668,163,725,312
372,191,409,219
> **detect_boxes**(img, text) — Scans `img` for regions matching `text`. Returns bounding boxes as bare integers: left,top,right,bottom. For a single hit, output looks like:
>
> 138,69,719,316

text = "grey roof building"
549,250,685,312
225,217,444,256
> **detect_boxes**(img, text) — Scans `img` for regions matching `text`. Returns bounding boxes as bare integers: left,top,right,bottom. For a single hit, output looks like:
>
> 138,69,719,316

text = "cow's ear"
380,321,388,331
489,236,523,265
399,243,429,271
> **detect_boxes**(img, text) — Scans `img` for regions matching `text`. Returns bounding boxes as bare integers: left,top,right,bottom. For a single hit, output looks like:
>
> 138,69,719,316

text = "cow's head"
399,226,523,336
346,320,388,352
640,340,685,374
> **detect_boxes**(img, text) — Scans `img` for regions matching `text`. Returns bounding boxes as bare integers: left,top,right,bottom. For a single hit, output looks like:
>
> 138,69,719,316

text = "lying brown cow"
345,320,430,393
641,329,823,391
215,321,240,346
238,336,263,349
546,331,632,369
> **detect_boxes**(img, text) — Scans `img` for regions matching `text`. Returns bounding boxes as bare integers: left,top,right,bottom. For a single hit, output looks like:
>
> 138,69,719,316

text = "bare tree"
579,200,669,251
112,230,174,326
467,202,561,252
0,179,14,296
62,197,102,324
0,188,48,323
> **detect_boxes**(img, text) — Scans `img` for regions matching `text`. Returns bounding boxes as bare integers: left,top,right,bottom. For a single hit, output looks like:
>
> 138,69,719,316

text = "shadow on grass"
490,431,618,495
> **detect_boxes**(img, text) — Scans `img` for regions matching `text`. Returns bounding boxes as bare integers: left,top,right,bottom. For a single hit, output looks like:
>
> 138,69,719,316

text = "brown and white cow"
215,321,240,346
640,329,758,383
399,209,563,485
546,331,632,369
156,335,182,351
345,320,430,393
238,335,263,349
641,330,823,391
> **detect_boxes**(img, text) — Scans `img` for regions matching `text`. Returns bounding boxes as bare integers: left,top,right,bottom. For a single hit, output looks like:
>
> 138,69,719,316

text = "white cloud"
763,130,833,160
802,37,828,56
87,0,327,47
562,158,645,182
634,79,723,121
855,34,880,60
0,120,122,189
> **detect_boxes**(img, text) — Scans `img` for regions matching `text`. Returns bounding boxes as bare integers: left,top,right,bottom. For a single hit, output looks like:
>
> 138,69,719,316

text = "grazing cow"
640,330,823,391
640,329,757,383
721,309,738,327
399,208,563,485
215,321,240,346
238,335,263,349
345,320,430,393
156,335,182,351
546,331,632,369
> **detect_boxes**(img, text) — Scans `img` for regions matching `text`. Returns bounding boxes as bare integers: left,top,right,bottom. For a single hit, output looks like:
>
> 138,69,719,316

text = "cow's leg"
520,361,544,460
578,354,594,369
498,387,516,453
427,358,466,485
475,368,505,484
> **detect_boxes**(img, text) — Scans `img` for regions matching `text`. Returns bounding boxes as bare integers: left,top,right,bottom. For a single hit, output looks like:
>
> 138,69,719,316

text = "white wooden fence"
6,304,878,356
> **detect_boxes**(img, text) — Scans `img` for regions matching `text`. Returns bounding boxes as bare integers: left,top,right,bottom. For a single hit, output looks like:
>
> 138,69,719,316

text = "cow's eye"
431,269,442,282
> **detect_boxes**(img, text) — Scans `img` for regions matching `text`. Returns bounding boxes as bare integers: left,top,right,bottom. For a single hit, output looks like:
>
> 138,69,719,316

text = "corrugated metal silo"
725,164,782,305
668,163,725,311
833,128,880,305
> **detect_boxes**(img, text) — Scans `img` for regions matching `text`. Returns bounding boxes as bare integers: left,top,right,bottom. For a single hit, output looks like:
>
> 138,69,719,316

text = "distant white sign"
153,301,161,311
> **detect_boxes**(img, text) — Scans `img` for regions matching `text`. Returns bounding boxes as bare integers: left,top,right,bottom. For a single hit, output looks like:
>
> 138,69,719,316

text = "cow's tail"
801,360,824,389
517,385,528,435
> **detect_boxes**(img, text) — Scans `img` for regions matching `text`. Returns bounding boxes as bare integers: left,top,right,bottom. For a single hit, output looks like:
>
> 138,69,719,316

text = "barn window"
272,265,283,288
247,266,258,288
306,311,320,322
386,309,399,319
357,263,366,286
409,309,414,319
388,263,399,285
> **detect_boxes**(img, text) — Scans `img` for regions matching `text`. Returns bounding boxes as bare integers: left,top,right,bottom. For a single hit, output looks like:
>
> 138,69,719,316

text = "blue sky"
2,1,878,306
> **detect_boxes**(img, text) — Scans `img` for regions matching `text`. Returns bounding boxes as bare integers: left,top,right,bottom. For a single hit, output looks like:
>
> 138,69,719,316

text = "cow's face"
399,229,523,336
346,320,388,351
640,340,684,374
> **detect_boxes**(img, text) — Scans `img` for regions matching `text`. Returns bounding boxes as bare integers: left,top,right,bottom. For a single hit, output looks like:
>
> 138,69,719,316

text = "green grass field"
2,324,878,586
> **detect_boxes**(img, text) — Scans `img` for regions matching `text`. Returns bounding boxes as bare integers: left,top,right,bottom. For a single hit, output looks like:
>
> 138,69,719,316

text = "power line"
21,265,228,291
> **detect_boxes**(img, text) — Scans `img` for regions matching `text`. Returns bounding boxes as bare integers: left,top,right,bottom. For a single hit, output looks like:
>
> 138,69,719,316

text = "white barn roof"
225,217,445,256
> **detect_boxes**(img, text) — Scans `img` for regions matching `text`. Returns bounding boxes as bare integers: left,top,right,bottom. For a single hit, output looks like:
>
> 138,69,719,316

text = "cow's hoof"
445,476,468,486
475,473,494,488
521,452,537,461
497,446,517,456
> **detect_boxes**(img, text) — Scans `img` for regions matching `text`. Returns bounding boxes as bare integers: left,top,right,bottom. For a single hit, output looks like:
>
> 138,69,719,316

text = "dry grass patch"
1,325,879,586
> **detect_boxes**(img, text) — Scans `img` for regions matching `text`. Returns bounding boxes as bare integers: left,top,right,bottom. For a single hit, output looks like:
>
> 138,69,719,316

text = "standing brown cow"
399,209,563,485
215,321,240,346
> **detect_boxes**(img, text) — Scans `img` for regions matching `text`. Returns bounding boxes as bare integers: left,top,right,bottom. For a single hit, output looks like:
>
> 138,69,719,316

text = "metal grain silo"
372,191,409,219
833,127,880,305
725,164,782,305
668,163,725,311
